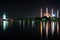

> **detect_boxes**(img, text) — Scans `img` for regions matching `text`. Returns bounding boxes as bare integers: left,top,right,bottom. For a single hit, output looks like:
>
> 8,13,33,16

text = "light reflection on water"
1,20,59,40
51,22,55,36
19,20,21,27
32,20,35,28
3,21,8,31
40,21,59,40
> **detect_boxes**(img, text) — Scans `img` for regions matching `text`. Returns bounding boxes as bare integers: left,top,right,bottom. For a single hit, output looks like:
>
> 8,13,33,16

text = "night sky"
0,0,59,18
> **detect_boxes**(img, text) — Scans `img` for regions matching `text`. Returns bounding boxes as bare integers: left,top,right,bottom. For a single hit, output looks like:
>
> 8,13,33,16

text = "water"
0,20,59,40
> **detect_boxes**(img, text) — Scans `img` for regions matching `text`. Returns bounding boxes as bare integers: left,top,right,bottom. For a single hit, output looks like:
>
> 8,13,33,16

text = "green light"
51,17,57,21
42,18,45,20
42,18,46,21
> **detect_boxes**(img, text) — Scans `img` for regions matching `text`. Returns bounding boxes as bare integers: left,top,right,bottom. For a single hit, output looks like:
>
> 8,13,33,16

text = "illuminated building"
40,7,59,38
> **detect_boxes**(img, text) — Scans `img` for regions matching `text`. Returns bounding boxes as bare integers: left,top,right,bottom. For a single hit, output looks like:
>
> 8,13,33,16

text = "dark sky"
0,0,59,18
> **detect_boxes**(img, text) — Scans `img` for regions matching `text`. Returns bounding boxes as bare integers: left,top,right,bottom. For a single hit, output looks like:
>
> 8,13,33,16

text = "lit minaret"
40,8,42,17
44,7,50,18
46,7,48,13
57,9,59,18
57,9,59,36
52,8,53,17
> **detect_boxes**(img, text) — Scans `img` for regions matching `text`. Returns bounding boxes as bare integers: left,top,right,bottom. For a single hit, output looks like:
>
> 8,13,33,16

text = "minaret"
40,8,42,17
44,7,50,18
46,7,48,13
57,9,59,18
52,8,53,17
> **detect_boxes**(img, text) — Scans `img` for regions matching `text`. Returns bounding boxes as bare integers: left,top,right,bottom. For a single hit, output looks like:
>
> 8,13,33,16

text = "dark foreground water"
0,21,59,40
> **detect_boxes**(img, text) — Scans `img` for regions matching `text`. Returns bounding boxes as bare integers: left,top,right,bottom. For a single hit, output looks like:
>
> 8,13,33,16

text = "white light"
32,20,35,28
46,7,48,13
51,22,55,35
3,14,6,19
3,14,7,31
57,9,59,18
40,8,42,17
51,14,56,17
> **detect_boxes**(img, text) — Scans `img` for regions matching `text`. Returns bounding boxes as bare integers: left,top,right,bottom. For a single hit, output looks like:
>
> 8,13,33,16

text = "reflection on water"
23,19,25,28
32,20,35,28
3,21,8,31
51,22,55,35
57,22,59,36
46,21,48,37
43,22,45,29
2,14,8,31
40,21,59,40
19,20,21,27
28,19,29,28
40,21,42,37
0,20,59,40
